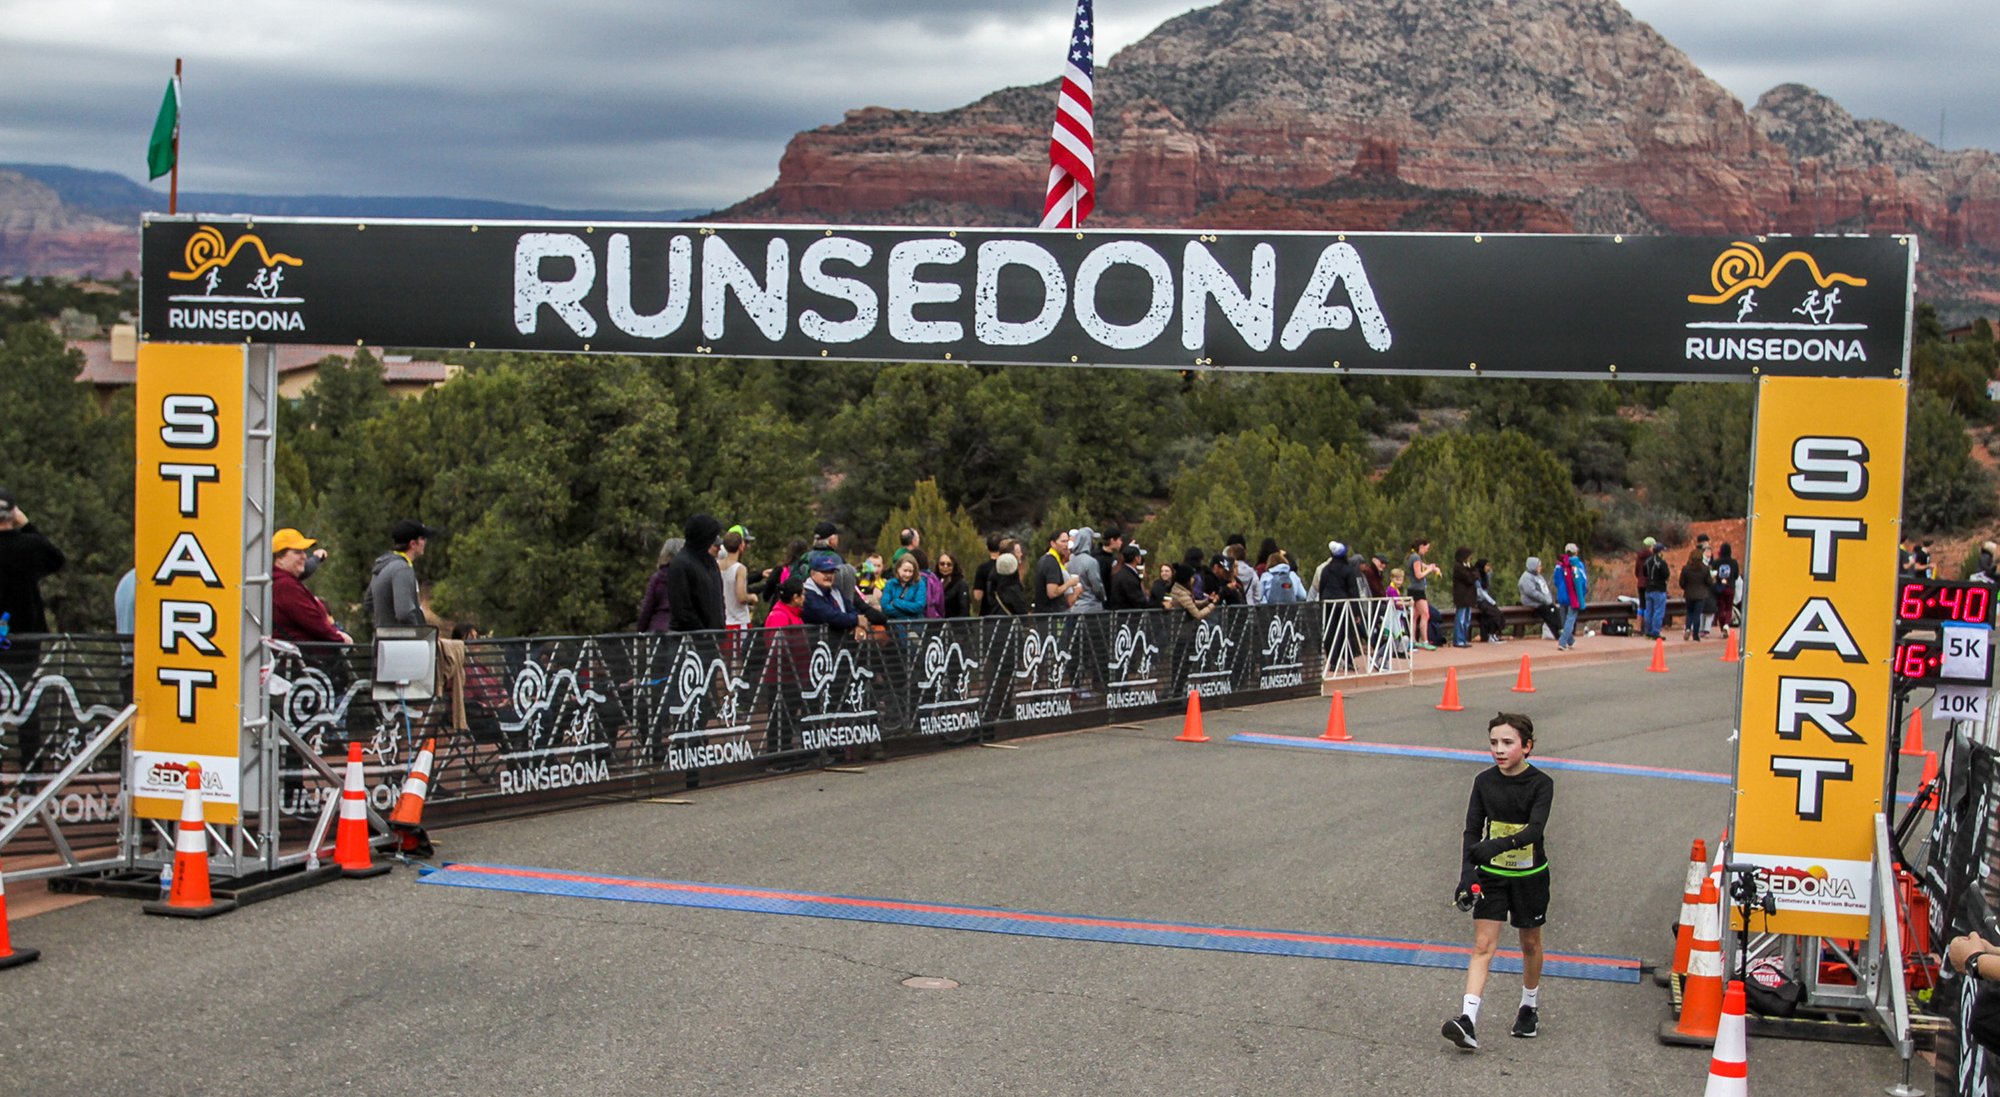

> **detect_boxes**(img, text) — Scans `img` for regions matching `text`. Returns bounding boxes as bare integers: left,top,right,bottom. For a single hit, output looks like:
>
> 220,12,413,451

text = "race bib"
1486,820,1533,870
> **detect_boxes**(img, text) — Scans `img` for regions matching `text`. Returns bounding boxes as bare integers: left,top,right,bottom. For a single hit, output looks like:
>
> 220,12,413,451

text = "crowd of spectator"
244,509,1789,659
620,521,1395,640
616,518,1660,664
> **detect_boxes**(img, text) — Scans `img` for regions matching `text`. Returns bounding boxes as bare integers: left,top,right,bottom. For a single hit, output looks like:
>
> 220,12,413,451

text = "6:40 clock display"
1896,579,1995,626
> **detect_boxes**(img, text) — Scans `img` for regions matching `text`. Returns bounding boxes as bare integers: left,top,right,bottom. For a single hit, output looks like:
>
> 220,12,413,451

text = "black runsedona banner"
0,605,1324,853
140,216,1915,380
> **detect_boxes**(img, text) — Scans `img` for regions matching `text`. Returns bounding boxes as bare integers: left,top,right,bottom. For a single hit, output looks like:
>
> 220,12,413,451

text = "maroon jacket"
272,568,345,643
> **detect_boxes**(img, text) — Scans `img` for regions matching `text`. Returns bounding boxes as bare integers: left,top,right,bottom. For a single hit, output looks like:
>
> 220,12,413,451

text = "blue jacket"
802,582,859,630
881,577,929,620
1553,554,1589,608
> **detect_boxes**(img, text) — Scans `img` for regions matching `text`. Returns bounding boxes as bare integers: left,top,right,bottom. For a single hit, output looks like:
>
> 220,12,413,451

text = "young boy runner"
1442,712,1553,1051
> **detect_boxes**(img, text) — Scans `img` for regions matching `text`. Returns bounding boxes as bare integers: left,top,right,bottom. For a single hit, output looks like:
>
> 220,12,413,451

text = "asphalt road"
0,656,1919,1095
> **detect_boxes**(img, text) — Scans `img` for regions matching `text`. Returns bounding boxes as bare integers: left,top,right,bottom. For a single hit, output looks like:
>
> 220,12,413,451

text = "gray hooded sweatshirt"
366,550,425,628
1517,557,1554,608
1067,527,1106,613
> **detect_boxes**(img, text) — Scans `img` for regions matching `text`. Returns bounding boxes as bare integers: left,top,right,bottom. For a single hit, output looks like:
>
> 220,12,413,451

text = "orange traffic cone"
1511,653,1536,694
1661,878,1725,1045
1669,838,1709,981
1175,690,1210,743
1703,981,1749,1096
1435,667,1464,712
0,854,39,969
1647,637,1669,673
1920,750,1941,810
1901,709,1926,757
334,743,392,879
390,737,436,829
390,737,438,855
142,762,238,919
1720,631,1739,664
1320,691,1351,742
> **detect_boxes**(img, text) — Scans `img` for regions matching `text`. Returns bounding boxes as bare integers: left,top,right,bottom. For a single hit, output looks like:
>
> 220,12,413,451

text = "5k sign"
133,344,246,824
1733,376,1908,937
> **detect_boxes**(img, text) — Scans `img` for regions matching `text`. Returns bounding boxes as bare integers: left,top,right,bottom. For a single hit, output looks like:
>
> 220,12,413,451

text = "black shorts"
1472,869,1549,929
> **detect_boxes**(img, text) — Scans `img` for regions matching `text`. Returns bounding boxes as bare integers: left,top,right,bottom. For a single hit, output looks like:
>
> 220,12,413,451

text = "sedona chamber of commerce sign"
141,217,1914,380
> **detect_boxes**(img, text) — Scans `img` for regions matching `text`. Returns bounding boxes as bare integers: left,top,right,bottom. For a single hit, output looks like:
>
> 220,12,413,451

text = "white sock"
1521,985,1539,1009
1463,994,1481,1024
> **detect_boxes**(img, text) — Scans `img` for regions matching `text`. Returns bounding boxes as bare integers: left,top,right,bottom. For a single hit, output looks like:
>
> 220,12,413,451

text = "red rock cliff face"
0,171,136,278
721,0,2000,315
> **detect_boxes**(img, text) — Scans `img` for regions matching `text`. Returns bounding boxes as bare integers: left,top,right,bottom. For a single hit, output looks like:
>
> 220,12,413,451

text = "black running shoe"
1442,1014,1478,1050
1511,1005,1538,1038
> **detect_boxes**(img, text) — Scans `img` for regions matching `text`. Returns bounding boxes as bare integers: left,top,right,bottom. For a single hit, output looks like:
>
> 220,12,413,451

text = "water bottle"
158,860,173,900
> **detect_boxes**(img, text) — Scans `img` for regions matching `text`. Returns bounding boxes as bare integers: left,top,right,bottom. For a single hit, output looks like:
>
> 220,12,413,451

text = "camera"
1725,862,1778,916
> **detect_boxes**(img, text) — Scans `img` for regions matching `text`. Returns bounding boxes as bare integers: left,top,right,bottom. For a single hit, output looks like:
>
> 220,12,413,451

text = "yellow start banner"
133,344,246,824
1732,375,1908,937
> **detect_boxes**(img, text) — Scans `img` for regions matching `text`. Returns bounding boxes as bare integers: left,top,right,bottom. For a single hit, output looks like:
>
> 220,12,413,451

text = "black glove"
1468,838,1511,864
1454,869,1480,911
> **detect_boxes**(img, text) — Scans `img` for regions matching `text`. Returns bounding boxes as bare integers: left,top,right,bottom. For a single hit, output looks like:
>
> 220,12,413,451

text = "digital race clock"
1893,638,1949,683
1896,579,1996,626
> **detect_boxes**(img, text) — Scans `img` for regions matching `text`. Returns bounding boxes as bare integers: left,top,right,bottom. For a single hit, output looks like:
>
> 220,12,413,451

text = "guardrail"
2,604,1323,860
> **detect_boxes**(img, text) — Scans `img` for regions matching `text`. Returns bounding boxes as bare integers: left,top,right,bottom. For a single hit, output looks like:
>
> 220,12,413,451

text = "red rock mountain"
718,0,2000,318
0,170,135,280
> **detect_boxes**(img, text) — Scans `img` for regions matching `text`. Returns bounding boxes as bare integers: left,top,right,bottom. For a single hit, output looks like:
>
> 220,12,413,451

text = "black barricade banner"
141,218,1914,380
0,636,132,852
250,606,1322,819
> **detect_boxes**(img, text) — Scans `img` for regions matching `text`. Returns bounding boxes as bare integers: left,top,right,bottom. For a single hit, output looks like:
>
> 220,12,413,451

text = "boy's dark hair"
779,576,808,601
986,533,1004,553
1489,711,1535,744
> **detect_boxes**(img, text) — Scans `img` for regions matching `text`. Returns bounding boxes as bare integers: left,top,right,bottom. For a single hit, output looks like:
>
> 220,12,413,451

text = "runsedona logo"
164,225,308,333
1682,240,1872,367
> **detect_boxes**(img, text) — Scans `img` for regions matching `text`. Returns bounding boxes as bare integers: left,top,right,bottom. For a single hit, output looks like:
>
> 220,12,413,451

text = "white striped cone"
1671,879,1726,1041
333,743,389,878
0,852,39,968
1703,981,1749,1096
1671,838,1709,977
389,738,436,829
142,763,237,918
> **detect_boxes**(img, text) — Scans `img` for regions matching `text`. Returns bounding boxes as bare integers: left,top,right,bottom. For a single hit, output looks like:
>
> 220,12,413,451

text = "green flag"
147,77,179,181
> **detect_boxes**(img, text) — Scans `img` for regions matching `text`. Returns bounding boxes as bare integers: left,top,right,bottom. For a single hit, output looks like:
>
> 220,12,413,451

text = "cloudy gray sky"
2,0,1993,212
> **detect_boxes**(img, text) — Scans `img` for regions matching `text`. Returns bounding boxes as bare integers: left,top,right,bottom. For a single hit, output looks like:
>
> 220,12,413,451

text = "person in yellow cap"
272,528,350,643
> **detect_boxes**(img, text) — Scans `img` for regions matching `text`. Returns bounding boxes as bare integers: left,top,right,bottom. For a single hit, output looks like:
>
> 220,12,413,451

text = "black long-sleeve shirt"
1462,764,1553,877
0,522,64,633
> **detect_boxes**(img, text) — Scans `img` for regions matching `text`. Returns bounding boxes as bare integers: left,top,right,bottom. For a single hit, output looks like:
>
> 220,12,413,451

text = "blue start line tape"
418,861,1642,984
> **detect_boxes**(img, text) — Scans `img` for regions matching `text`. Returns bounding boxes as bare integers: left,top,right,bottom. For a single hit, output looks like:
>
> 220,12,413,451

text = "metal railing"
1316,596,1416,683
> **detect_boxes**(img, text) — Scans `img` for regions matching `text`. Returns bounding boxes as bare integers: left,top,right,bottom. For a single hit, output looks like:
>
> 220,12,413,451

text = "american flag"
1039,0,1096,229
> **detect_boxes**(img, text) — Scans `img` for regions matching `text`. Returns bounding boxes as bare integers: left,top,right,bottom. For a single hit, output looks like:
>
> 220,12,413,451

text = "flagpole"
170,58,181,215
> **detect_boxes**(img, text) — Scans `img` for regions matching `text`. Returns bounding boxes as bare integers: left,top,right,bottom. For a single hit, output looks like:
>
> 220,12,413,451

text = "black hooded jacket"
666,514,725,632
1317,552,1361,601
